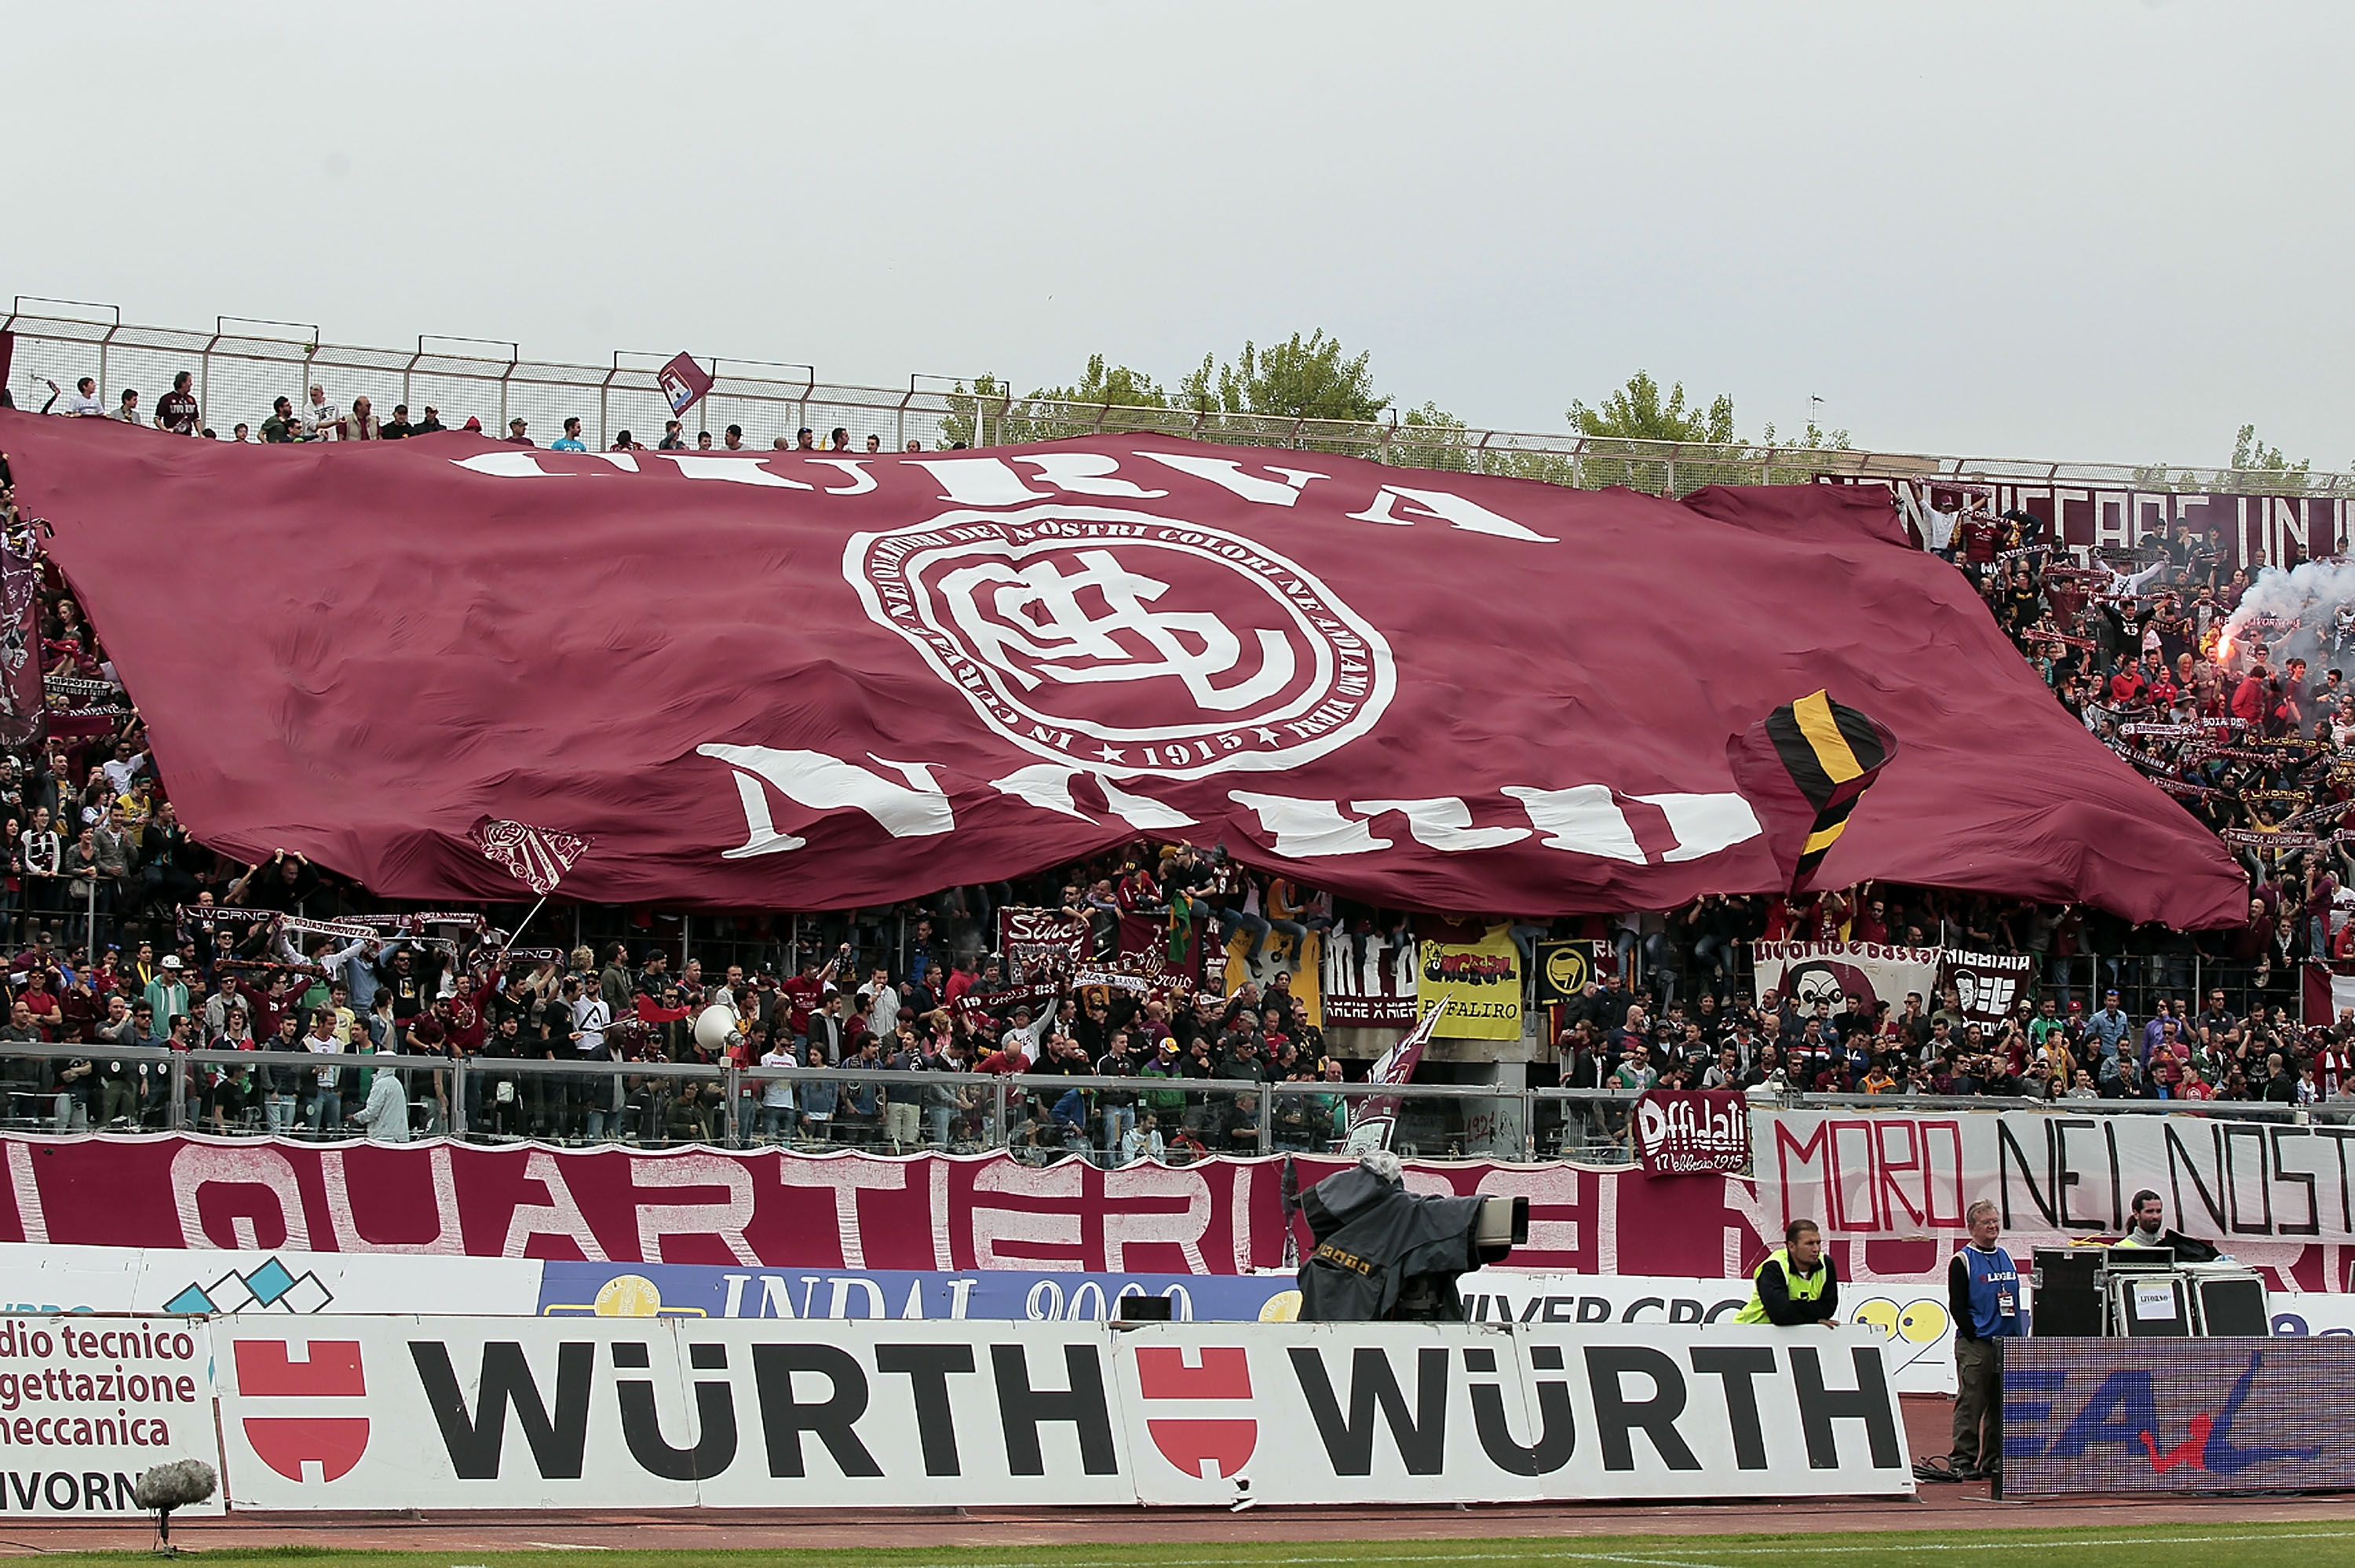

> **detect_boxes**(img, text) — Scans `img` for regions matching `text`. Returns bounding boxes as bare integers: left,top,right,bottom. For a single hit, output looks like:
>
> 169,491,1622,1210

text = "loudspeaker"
2032,1249,2104,1337
1115,1294,1174,1322
2193,1274,2270,1337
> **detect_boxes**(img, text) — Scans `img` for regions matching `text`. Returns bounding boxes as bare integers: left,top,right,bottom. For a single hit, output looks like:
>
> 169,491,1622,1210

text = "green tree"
1568,370,1736,445
1181,330,1390,424
2225,423,2310,495
1038,355,1170,410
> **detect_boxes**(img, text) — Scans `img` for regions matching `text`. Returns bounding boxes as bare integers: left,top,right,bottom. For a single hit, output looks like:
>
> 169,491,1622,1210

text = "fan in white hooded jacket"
349,1069,410,1143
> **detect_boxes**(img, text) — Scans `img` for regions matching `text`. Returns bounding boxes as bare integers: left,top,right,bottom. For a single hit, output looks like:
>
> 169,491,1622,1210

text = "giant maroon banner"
0,418,2243,924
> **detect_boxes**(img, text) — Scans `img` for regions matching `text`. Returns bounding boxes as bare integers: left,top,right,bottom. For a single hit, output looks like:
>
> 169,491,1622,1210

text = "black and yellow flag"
1726,690,1898,892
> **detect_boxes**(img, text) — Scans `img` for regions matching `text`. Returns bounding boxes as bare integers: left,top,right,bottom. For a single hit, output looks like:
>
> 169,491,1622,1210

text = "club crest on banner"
844,508,1394,777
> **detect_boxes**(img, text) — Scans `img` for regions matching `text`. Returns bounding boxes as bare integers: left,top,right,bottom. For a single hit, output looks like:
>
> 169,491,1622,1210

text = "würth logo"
236,1340,369,1482
1135,1345,1256,1480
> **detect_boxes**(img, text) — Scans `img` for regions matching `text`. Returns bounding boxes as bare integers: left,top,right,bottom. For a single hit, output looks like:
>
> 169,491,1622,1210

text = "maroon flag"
3,419,2248,927
1630,1089,1749,1178
657,353,714,418
472,818,592,896
0,539,44,753
1341,998,1449,1153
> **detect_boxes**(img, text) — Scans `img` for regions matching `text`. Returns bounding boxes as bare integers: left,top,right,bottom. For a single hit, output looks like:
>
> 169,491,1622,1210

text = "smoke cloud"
2221,560,2355,676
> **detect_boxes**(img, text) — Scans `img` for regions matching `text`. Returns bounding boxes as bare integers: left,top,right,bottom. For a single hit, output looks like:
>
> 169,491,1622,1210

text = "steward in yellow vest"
1735,1220,1840,1326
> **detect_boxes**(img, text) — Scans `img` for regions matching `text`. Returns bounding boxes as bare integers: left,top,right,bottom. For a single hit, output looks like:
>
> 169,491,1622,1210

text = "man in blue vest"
1944,1198,2025,1482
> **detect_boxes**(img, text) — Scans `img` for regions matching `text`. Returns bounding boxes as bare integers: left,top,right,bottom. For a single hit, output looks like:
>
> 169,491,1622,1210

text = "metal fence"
2,1044,2331,1170
1,1042,1643,1163
10,297,2353,500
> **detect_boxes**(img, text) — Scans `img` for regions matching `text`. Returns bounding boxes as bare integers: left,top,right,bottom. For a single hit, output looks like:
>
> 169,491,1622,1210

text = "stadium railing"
0,1043,2324,1172
10,300,2353,501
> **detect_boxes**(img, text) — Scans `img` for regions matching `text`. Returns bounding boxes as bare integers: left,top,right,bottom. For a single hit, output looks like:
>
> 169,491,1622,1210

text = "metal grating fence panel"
11,297,2355,500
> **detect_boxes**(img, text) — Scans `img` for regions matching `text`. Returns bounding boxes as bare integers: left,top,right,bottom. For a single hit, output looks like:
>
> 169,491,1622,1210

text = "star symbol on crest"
1096,746,1127,763
1254,727,1281,745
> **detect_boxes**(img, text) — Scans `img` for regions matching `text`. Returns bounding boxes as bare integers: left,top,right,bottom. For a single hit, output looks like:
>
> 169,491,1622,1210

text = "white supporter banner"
1754,1106,2355,1250
0,1242,544,1318
0,1316,222,1515
1751,942,1941,1014
209,1316,1915,1508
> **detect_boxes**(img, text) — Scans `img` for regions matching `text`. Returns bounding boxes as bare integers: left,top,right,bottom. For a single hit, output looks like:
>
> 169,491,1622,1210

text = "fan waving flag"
1340,997,1450,1154
1727,690,1898,892
472,817,593,896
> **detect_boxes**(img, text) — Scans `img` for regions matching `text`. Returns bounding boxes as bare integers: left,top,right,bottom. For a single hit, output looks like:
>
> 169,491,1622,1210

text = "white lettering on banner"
1500,786,1645,862
498,1152,609,1263
1134,452,1327,506
984,765,1196,831
631,1156,761,1266
1353,798,1531,852
0,1316,221,1515
447,447,1575,551
805,458,874,496
656,454,814,490
1013,454,1168,500
973,1159,1086,1271
1758,1108,2355,1247
207,1317,1909,1510
1097,775,1196,830
699,745,954,858
1345,485,1559,544
1101,1165,1212,1274
172,1143,312,1252
914,458,1055,506
1227,793,1393,857
988,763,1090,821
773,1159,913,1271
1635,793,1766,863
1223,787,1760,865
319,1146,464,1254
451,452,562,479
5,1145,44,1245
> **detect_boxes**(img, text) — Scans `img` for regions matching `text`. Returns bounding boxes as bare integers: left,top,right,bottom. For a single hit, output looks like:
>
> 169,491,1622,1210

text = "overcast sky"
7,2,2348,469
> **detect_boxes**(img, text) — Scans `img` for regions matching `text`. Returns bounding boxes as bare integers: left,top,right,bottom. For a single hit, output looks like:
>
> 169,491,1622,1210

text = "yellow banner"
1415,924,1522,1039
1221,928,1324,1029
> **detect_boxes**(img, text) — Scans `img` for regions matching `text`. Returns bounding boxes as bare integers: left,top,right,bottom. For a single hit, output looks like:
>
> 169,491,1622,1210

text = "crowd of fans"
8,372,943,455
0,383,2350,1153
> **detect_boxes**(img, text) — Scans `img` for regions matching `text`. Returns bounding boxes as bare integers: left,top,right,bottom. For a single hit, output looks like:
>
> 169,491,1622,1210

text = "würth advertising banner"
1,416,2243,924
1754,1107,2355,1249
209,1317,1912,1509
